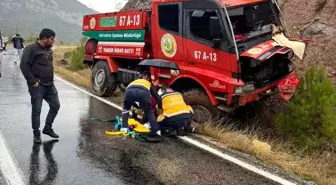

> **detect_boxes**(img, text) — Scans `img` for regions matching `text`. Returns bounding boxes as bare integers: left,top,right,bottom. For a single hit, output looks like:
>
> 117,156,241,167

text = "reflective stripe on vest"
127,79,151,90
160,92,193,119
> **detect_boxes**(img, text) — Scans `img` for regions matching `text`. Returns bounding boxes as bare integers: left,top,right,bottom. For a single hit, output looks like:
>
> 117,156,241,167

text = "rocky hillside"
280,0,336,81
121,0,151,10
122,0,336,81
114,0,129,11
0,0,98,42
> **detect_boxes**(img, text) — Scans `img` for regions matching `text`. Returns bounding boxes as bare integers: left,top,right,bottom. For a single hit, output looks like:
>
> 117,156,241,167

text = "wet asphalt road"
0,49,280,185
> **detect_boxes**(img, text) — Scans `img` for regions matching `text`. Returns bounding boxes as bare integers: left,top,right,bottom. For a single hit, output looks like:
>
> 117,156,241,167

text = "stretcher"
113,116,150,133
92,115,165,142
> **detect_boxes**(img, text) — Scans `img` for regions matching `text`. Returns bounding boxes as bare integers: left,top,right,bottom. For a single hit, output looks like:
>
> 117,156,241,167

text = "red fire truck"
82,0,300,122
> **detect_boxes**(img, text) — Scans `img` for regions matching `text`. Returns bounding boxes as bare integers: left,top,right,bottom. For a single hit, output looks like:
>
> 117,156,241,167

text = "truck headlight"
235,87,243,94
243,83,255,92
234,83,255,93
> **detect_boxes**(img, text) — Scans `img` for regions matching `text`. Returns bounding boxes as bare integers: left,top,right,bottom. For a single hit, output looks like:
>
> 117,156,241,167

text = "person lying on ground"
129,95,158,129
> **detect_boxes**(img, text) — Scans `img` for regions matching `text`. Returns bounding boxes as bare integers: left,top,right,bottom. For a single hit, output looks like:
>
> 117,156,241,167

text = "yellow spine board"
122,118,150,133
105,131,127,136
105,118,150,137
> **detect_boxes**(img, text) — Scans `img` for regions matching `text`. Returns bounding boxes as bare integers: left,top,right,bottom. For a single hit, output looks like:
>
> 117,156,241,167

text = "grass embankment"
53,47,91,89
53,46,336,185
197,121,336,185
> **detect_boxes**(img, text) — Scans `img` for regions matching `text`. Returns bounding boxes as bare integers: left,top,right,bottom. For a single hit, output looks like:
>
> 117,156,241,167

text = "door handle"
188,61,194,65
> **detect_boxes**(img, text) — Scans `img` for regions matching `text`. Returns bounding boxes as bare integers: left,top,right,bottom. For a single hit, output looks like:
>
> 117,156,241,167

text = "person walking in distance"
20,28,60,144
11,33,25,64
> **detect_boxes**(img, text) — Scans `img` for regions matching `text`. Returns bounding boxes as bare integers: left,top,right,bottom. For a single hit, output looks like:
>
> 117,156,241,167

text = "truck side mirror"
210,16,221,48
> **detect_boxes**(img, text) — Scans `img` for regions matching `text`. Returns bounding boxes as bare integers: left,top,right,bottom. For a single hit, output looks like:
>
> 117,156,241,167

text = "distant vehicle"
0,29,4,51
0,30,8,51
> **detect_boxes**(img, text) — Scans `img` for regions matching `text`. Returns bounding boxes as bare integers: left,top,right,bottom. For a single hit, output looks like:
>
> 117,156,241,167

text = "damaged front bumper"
228,72,300,106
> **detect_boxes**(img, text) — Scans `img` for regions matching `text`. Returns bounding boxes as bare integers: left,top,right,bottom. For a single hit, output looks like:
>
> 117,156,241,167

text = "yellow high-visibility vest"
127,79,151,90
157,92,193,122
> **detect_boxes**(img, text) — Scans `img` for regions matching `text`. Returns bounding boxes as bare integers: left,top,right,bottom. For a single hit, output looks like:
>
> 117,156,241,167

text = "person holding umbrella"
157,84,194,136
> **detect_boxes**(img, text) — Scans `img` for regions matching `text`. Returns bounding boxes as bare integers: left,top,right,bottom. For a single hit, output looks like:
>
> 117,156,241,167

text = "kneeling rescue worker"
157,84,194,136
121,71,163,138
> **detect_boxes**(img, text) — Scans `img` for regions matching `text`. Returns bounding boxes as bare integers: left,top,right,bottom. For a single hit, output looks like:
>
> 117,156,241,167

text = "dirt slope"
280,0,336,81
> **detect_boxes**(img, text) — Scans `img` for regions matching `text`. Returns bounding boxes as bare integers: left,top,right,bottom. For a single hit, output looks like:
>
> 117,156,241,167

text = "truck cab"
82,0,300,123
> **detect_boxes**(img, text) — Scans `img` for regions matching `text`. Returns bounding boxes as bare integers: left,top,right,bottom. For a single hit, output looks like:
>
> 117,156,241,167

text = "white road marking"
55,75,297,185
0,130,26,185
179,137,296,185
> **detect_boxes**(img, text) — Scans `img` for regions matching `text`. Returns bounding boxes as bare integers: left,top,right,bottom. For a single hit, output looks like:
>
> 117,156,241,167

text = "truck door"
181,1,233,77
151,2,184,84
152,2,183,61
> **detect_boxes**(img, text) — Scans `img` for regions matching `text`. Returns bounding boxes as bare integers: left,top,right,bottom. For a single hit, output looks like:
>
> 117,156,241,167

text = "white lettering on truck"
119,15,141,27
114,48,124,53
103,48,114,52
194,50,217,62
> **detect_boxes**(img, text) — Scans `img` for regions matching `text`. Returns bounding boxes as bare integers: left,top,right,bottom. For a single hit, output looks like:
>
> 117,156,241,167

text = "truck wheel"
91,61,117,97
183,89,220,123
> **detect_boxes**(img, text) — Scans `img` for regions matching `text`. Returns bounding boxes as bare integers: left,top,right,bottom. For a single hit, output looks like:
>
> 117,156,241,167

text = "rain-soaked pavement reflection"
29,140,59,185
0,50,279,185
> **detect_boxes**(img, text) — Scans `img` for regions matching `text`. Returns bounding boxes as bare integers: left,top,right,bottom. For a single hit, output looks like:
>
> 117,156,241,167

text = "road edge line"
55,75,296,185
179,136,296,185
0,130,26,185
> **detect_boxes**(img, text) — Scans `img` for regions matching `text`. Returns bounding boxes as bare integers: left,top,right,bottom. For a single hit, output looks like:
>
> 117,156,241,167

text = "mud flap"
276,74,300,101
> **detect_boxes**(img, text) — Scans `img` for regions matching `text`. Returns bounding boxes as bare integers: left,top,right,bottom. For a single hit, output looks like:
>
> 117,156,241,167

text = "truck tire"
91,61,117,97
182,89,221,123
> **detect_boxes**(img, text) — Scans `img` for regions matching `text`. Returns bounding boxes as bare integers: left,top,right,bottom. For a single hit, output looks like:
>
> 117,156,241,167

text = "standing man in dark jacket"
20,28,60,144
11,33,25,64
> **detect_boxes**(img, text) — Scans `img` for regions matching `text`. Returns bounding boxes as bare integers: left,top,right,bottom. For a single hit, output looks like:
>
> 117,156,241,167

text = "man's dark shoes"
34,135,42,144
42,128,59,138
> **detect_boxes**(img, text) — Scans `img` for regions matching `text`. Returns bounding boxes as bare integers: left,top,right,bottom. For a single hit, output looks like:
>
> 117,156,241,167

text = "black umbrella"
138,59,180,70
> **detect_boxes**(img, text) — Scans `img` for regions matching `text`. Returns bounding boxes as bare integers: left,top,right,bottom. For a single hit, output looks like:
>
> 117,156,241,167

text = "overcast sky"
77,0,123,13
